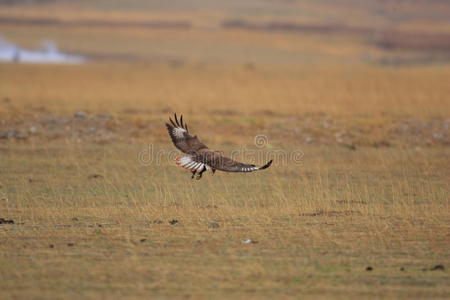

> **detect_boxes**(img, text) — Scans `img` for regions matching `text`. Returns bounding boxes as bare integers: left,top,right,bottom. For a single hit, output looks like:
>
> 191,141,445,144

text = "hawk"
166,113,273,180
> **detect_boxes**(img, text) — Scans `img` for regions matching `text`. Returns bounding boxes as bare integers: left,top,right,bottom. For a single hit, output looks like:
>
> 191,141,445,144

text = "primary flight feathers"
166,113,273,180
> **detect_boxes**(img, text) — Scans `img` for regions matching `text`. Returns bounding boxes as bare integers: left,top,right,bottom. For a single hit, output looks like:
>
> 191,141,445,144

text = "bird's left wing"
165,113,208,154
198,151,272,173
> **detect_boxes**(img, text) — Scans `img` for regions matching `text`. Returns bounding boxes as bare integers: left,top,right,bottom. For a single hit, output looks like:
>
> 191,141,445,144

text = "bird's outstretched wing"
194,150,272,173
165,113,208,154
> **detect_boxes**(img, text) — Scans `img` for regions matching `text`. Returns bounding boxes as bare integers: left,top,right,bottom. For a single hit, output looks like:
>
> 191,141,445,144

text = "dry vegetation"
1,0,449,299
1,140,449,299
1,63,449,148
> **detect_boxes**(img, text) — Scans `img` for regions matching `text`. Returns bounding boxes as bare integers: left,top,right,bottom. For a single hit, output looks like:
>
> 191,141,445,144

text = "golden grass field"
1,1,450,299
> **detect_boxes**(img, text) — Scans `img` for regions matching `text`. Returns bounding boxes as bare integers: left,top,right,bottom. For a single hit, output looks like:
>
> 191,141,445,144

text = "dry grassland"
0,1,449,299
2,63,450,117
0,62,449,299
0,140,449,299
1,63,449,148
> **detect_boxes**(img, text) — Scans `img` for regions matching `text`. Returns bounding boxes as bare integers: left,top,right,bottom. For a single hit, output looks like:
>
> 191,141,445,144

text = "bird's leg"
191,170,196,179
196,168,206,180
211,169,216,176
196,169,205,180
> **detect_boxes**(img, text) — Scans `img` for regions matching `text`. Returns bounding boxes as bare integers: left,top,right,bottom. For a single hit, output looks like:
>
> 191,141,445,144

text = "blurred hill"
1,0,450,65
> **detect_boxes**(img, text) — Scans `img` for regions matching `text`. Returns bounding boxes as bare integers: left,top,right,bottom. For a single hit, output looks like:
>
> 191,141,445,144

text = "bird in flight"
166,113,273,180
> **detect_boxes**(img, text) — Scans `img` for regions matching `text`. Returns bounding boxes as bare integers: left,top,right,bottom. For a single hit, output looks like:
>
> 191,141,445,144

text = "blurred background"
1,0,450,65
0,0,449,147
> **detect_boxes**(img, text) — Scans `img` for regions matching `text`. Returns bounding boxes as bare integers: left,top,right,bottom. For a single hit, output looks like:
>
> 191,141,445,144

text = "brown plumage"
166,113,273,180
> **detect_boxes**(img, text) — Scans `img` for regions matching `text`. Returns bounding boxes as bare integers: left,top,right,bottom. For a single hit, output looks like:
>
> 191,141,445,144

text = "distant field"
1,0,450,64
1,63,449,147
